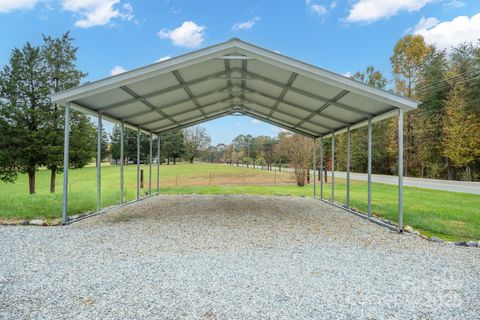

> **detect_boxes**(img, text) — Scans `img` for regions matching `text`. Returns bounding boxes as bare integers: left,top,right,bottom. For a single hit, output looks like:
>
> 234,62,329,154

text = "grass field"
0,163,478,241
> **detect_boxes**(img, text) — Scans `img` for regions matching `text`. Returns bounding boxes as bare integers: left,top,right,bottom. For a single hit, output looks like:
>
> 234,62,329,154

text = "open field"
0,163,478,241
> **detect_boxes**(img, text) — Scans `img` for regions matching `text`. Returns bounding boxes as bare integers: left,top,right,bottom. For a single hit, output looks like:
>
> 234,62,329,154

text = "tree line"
1,33,478,195
0,33,108,194
210,35,480,182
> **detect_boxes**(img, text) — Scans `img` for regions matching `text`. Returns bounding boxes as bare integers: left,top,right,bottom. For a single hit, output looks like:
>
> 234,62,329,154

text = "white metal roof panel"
51,38,419,137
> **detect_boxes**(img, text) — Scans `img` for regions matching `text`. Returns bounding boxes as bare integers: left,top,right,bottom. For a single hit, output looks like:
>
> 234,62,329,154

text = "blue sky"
1,0,479,144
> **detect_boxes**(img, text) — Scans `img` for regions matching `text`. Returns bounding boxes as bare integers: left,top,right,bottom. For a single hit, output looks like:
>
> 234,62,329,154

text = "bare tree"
184,126,211,163
284,134,313,186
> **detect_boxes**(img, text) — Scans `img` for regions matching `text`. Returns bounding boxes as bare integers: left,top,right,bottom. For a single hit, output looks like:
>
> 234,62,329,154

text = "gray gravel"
1,195,479,319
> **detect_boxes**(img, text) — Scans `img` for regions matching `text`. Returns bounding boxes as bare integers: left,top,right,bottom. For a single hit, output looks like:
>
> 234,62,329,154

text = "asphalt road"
320,171,480,195
240,165,480,195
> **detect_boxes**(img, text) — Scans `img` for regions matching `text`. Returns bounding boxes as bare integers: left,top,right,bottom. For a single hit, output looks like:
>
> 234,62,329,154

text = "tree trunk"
446,159,453,180
28,169,36,194
466,166,472,181
324,167,328,183
173,157,176,165
296,170,305,186
190,157,194,163
50,165,57,193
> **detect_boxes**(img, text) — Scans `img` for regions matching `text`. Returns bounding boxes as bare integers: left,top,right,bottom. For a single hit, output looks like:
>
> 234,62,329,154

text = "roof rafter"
155,109,234,134
172,70,207,117
225,59,234,108
295,90,349,127
97,70,227,112
243,98,333,131
241,59,247,105
239,108,317,138
268,72,297,117
227,68,374,118
244,86,348,125
139,98,232,127
120,87,228,121
119,86,181,125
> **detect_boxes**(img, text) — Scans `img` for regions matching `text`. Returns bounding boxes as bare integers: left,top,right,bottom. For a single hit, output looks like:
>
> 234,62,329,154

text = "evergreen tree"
69,112,96,168
42,32,88,193
0,43,50,194
110,125,150,164
161,130,185,164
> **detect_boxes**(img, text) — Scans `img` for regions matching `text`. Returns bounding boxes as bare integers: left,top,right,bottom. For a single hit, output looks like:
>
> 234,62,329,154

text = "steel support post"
367,118,372,217
320,136,324,199
97,113,102,212
61,102,71,225
157,134,160,193
346,126,351,209
136,127,140,200
120,122,124,204
331,131,335,203
398,109,404,231
149,132,153,195
313,138,316,197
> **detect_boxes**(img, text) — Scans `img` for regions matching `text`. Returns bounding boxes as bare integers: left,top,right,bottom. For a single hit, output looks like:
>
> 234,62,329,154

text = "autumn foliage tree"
283,134,312,186
442,84,480,181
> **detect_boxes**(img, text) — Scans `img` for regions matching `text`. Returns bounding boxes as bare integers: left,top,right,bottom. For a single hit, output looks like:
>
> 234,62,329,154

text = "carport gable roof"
51,38,419,138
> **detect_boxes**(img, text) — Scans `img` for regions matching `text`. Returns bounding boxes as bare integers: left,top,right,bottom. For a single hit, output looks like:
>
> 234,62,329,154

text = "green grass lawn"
0,163,478,241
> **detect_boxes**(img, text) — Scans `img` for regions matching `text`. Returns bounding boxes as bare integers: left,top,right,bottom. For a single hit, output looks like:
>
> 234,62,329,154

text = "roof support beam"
241,59,247,104
245,86,348,125
155,109,234,134
215,55,253,60
225,59,234,108
239,108,317,138
121,87,228,121
138,98,232,127
97,70,227,112
295,90,349,127
268,72,297,117
244,98,333,131
120,86,181,125
172,70,207,116
226,68,374,118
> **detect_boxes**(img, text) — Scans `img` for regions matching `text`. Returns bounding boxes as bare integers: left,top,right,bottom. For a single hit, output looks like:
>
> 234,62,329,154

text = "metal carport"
51,38,419,229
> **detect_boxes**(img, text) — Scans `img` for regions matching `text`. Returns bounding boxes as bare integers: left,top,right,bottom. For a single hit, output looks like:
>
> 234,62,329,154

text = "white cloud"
155,55,172,62
232,16,260,31
414,13,480,51
110,65,126,76
61,0,133,28
306,0,327,16
157,21,206,48
443,0,466,8
251,119,260,124
414,16,440,30
0,0,38,13
346,0,432,23
343,72,353,78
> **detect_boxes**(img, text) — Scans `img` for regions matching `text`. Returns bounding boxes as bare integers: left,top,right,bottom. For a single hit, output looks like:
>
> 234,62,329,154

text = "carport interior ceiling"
52,38,418,138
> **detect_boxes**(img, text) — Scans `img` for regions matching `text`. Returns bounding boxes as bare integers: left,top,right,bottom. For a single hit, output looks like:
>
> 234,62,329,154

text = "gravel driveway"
1,195,479,319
